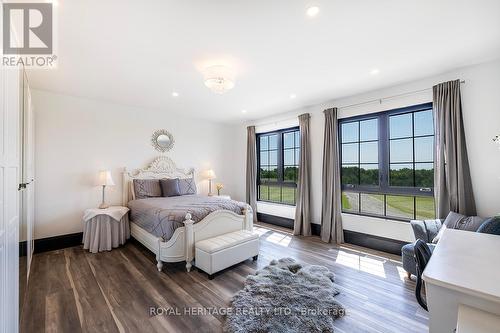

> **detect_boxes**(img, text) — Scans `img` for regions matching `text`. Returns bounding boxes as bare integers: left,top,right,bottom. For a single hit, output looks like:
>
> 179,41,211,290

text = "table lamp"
206,169,216,196
98,170,115,209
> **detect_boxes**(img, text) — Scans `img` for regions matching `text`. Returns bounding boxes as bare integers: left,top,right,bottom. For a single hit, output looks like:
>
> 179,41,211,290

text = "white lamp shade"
206,169,216,180
97,170,115,186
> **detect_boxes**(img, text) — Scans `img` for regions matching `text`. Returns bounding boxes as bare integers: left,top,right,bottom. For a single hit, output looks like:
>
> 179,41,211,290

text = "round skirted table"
82,206,130,253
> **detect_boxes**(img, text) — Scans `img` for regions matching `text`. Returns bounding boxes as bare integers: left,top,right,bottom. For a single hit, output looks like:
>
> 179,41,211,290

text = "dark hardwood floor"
21,223,428,333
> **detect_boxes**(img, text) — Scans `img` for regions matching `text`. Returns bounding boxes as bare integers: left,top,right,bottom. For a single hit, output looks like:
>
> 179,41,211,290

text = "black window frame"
339,102,435,221
257,126,300,206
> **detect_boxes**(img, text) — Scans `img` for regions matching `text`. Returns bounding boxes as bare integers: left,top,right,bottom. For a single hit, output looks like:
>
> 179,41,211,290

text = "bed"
122,156,253,273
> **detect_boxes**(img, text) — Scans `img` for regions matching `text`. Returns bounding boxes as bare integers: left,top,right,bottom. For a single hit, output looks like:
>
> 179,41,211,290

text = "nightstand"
213,195,231,200
82,206,130,253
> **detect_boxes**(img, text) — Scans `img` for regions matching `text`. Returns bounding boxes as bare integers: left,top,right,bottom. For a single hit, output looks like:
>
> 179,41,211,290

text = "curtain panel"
246,126,258,221
320,108,344,243
433,79,476,218
294,113,312,236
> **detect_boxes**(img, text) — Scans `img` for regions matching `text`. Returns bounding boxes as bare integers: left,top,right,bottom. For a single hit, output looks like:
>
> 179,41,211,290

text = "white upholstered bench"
195,230,259,279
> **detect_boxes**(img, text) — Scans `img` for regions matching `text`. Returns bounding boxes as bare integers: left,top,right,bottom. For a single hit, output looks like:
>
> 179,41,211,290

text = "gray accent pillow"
477,216,500,235
443,211,485,232
133,179,162,199
160,178,181,197
432,211,485,243
178,177,197,195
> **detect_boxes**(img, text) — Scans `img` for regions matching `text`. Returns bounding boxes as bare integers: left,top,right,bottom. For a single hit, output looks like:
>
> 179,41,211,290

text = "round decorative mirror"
151,129,175,152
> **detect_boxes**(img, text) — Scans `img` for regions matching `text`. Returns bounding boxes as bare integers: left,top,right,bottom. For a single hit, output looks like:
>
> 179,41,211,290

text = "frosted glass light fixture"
204,65,235,94
306,6,319,17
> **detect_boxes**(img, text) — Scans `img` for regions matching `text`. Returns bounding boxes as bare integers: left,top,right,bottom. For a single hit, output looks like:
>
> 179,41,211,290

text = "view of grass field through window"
340,104,436,220
257,128,300,205
259,185,296,205
341,192,435,220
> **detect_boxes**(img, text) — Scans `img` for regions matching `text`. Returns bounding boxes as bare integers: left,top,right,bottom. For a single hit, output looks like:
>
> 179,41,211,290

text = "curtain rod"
254,116,298,129
253,80,465,127
339,80,466,110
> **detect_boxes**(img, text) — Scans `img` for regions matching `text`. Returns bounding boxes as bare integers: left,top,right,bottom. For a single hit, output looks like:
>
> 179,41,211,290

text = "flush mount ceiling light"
171,91,179,97
203,65,235,94
306,6,320,17
290,93,297,99
370,68,380,75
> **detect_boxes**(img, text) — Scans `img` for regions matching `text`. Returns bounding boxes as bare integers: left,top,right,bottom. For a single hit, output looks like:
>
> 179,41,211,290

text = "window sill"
257,200,296,207
256,201,296,220
341,212,415,242
341,212,413,224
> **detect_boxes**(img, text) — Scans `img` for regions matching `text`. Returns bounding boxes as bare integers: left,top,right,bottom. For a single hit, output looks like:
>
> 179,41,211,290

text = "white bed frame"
122,156,253,273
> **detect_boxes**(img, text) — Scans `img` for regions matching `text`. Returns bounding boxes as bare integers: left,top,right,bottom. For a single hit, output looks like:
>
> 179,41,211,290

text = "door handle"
18,180,33,191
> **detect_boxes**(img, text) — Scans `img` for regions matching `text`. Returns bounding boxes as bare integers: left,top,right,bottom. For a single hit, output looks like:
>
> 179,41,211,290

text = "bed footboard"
184,214,195,272
134,205,253,273
183,207,251,272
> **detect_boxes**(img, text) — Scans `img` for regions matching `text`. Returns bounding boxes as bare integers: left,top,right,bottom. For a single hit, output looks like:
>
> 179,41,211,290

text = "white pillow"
431,225,447,244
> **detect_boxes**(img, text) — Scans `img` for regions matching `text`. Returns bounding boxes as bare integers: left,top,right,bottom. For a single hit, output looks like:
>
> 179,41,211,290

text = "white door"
21,70,34,275
0,26,21,333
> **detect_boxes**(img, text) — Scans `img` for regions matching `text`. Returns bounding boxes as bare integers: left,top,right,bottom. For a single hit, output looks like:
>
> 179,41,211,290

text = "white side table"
82,206,130,253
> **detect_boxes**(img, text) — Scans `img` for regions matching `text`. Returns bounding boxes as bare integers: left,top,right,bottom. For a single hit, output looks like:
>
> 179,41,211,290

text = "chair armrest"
410,219,443,242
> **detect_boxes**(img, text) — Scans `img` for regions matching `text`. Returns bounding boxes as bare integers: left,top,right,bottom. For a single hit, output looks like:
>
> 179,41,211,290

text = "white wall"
33,59,500,241
236,59,500,242
33,90,241,239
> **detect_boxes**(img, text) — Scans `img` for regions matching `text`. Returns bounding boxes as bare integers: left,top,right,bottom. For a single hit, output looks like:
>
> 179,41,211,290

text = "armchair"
401,219,443,278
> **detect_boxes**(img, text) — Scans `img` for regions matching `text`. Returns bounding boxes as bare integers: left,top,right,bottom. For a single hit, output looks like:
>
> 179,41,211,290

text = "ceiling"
28,0,500,123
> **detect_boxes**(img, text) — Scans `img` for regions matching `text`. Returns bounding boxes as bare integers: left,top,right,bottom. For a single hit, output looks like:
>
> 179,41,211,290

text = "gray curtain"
433,80,476,219
294,113,312,236
246,126,258,221
321,108,344,243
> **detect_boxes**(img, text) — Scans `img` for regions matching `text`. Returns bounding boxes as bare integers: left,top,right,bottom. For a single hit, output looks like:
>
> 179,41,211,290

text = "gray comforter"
128,195,247,240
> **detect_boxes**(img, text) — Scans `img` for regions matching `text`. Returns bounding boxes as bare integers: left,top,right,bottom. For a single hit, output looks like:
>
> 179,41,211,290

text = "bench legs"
157,260,193,273
157,260,163,272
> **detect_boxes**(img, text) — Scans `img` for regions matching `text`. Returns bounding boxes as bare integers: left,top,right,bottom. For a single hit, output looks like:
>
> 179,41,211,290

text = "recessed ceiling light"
172,92,179,97
370,68,380,75
306,6,320,17
290,94,297,99
241,109,247,114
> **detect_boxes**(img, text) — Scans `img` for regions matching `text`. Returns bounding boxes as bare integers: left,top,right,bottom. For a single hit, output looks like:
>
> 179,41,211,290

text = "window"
257,127,300,205
340,103,436,221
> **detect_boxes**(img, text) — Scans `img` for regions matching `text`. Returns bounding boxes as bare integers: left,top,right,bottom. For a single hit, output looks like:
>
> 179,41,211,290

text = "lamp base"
99,203,109,209
208,179,214,196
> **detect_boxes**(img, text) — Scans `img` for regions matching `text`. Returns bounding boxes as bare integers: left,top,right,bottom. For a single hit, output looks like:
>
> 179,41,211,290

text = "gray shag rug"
224,258,345,333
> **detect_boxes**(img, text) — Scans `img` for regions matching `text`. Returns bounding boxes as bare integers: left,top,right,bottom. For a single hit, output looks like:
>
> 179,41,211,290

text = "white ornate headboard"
122,156,195,205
